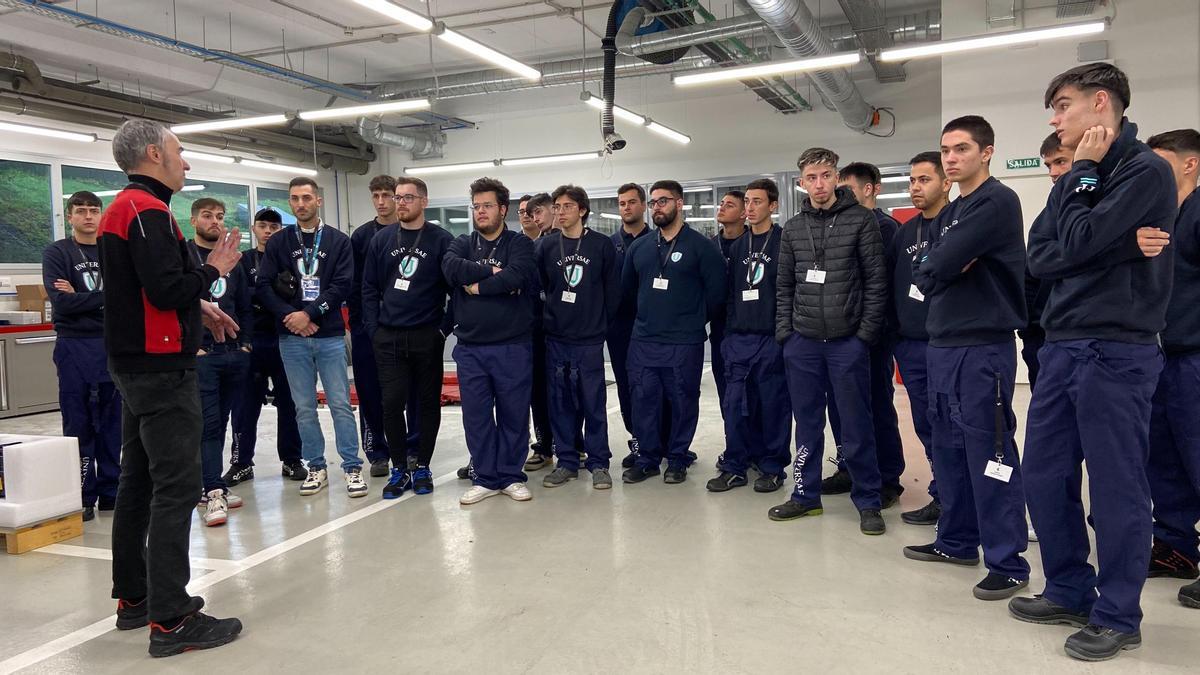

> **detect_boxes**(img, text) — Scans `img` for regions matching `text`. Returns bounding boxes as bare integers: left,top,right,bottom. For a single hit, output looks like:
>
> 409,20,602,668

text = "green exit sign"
1007,157,1042,170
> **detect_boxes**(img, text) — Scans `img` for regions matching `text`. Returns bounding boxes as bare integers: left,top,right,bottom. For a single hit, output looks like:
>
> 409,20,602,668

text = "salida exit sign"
1007,157,1041,170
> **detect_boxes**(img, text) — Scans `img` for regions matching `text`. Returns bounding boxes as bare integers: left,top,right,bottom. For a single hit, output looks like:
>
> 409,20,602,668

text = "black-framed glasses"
647,197,676,208
393,194,422,204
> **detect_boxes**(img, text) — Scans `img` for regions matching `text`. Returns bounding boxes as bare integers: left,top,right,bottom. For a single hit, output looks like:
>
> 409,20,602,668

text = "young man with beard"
706,179,790,493
1012,63,1178,662
228,208,304,484
770,147,887,535
363,176,452,498
444,177,537,504
709,190,746,471
620,180,726,485
188,198,253,527
44,191,120,522
536,185,620,490
892,152,951,527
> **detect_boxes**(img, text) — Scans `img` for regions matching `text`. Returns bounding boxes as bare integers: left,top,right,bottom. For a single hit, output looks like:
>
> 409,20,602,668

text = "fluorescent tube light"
880,20,1107,61
172,114,289,135
583,95,646,125
182,150,236,164
0,120,96,142
877,192,913,200
237,158,319,176
674,52,861,86
181,184,207,192
405,161,497,176
298,98,431,121
500,152,600,167
438,29,540,81
646,121,690,145
352,0,433,31
600,213,621,220
881,175,910,183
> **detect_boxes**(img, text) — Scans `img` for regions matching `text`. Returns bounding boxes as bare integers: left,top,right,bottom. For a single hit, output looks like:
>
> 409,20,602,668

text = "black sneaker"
412,466,434,495
116,598,148,630
903,543,978,566
1149,539,1200,579
706,471,746,492
1064,625,1141,662
768,499,823,521
622,439,639,469
83,506,96,522
901,499,941,526
369,459,390,478
973,573,1029,601
754,474,785,493
382,468,412,499
821,469,853,495
223,463,254,486
1179,579,1200,608
859,509,885,535
281,461,306,481
148,611,243,658
98,498,116,512
663,465,687,484
1007,594,1089,627
523,453,552,471
622,465,660,484
881,484,903,509
457,462,472,480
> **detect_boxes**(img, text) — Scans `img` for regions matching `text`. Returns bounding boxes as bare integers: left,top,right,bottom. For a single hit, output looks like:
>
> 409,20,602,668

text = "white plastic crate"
0,434,81,529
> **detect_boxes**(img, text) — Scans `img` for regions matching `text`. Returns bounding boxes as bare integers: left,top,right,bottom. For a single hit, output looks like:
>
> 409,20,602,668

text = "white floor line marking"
0,472,458,674
33,544,238,571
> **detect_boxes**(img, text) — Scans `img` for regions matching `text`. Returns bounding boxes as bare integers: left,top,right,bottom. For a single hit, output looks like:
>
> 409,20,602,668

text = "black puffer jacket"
775,187,887,345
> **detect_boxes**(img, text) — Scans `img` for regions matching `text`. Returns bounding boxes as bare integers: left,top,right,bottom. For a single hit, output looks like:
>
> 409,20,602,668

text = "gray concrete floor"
1,368,1197,673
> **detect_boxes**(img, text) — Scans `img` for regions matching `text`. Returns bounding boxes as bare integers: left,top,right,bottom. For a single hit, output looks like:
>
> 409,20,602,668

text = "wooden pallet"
0,512,84,554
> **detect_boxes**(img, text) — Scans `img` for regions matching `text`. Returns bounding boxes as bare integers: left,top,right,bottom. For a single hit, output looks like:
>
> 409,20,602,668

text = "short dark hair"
617,183,645,201
839,162,881,186
942,115,995,151
909,151,944,177
797,147,839,172
551,184,590,224
253,208,283,224
191,197,225,217
1147,129,1200,156
745,178,779,203
368,174,397,193
289,176,319,192
526,192,552,212
469,177,510,209
66,191,102,212
722,189,745,203
395,176,428,197
518,194,533,204
649,180,683,199
1044,62,1130,113
1039,132,1065,158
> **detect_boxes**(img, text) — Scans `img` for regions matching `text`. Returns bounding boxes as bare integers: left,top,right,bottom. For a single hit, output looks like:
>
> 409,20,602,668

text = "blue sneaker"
382,468,412,499
412,466,434,495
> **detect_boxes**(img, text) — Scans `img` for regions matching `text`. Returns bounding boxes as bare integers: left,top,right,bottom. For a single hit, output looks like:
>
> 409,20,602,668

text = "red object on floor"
318,374,461,406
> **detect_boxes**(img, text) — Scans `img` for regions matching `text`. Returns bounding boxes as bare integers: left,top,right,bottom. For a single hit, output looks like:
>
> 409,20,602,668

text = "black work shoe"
754,474,785,493
369,459,390,478
148,611,243,658
621,452,638,469
281,461,306,481
223,463,254,486
706,471,747,492
973,573,1029,601
116,598,149,630
821,469,853,495
523,453,552,472
82,506,96,522
98,498,116,511
1007,595,1089,627
901,499,942,526
859,509,885,535
622,465,660,484
880,484,903,509
1064,625,1141,662
1149,539,1200,579
663,465,687,484
457,462,473,480
903,543,979,566
1179,579,1200,608
768,499,823,521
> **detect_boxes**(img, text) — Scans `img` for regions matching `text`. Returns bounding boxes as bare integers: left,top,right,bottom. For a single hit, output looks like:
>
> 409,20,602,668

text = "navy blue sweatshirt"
887,214,934,342
620,223,727,344
915,177,1027,347
189,242,253,349
361,221,453,336
43,238,104,337
442,228,535,346
348,219,391,331
1028,119,1177,344
725,225,782,335
239,249,277,339
1162,189,1200,355
874,208,900,250
535,228,620,344
610,225,653,326
255,222,354,339
710,230,743,325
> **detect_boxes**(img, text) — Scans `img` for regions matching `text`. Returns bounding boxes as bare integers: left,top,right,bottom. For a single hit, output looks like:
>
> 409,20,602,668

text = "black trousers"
373,325,445,467
110,368,204,623
530,328,554,453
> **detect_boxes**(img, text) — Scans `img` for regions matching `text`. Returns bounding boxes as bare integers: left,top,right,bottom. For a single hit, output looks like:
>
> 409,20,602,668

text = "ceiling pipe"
615,12,769,57
354,117,444,159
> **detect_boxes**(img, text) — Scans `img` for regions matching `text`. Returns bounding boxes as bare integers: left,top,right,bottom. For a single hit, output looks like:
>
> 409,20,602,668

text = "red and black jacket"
99,175,219,373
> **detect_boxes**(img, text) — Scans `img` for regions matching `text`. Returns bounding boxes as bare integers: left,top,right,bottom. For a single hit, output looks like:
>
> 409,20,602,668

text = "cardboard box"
15,285,50,323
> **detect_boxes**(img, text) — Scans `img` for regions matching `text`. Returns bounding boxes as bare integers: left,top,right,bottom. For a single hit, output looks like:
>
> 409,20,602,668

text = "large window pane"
255,187,297,226
426,206,471,237
0,159,53,264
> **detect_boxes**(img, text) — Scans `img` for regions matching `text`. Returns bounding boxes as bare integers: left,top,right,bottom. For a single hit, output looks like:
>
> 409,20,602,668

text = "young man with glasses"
444,177,538,504
518,195,538,240
620,180,726,485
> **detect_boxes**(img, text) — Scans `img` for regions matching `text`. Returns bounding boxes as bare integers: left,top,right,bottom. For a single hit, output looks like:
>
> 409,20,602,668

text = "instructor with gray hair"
99,119,243,657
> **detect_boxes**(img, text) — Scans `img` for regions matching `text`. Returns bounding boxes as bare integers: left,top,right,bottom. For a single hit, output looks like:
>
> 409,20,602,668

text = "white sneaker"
346,468,368,498
226,492,243,509
460,485,500,505
203,489,228,527
300,467,328,495
502,482,532,502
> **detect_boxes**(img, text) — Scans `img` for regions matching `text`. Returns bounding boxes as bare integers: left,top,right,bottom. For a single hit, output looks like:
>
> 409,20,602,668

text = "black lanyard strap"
72,237,101,290
559,229,586,284
656,228,681,278
744,227,775,287
295,224,323,277
473,231,501,263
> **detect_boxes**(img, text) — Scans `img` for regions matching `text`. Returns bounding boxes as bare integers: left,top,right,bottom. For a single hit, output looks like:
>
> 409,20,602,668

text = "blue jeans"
279,335,362,472
197,346,250,491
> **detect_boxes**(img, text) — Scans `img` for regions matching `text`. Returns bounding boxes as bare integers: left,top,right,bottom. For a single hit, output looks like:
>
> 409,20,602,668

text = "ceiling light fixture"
237,158,319,177
500,152,601,167
674,52,861,86
582,93,691,145
877,192,913,200
600,213,621,220
0,120,96,143
298,98,431,121
880,20,1107,61
881,175,910,184
182,150,237,164
351,0,433,31
171,114,290,135
404,160,499,176
437,28,541,81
